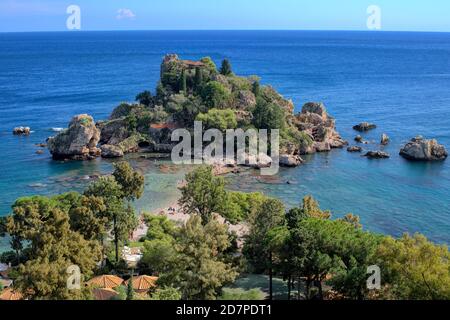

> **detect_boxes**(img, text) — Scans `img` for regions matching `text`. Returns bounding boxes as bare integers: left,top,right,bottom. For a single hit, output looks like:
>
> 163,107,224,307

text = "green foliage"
127,274,134,300
222,192,267,224
301,195,331,219
13,207,101,300
112,162,145,201
252,98,285,130
376,233,450,300
196,108,237,131
179,165,227,225
135,90,153,107
181,70,188,94
219,288,265,300
220,59,233,76
143,214,177,242
201,81,231,109
200,57,217,74
194,67,203,90
150,286,182,300
84,162,143,263
142,238,178,275
243,197,286,274
161,215,237,300
252,81,261,97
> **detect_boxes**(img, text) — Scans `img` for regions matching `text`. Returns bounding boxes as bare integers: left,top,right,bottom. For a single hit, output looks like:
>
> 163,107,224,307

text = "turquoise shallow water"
0,31,449,250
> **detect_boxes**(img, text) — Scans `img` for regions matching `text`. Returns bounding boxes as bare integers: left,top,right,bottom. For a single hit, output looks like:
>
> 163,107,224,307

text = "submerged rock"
13,127,31,135
364,151,390,159
399,136,448,161
381,133,390,145
354,135,363,143
347,146,362,153
353,122,377,132
47,114,101,160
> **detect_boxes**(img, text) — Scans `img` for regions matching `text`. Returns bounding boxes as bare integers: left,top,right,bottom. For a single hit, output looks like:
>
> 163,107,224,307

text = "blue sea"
1,31,449,250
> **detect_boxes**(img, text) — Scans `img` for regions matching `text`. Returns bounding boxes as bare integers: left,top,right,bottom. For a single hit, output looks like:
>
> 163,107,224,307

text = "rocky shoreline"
20,54,447,170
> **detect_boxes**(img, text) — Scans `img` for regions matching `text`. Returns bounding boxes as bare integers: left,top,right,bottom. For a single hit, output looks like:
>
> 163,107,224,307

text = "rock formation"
364,151,390,159
347,146,362,152
293,102,348,154
353,122,377,132
399,136,448,161
13,127,31,135
280,154,304,167
47,114,100,160
100,144,124,158
381,133,390,145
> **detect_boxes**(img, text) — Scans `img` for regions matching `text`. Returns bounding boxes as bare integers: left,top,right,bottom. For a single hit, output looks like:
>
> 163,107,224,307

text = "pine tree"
180,70,187,94
194,67,203,90
127,273,135,300
220,59,232,76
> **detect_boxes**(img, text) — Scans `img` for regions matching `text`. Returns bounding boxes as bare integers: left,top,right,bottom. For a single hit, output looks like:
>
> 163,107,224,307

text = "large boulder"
399,136,448,161
47,114,100,160
347,146,362,153
293,102,347,155
13,127,31,135
353,122,377,132
364,151,390,159
280,154,304,167
100,144,124,158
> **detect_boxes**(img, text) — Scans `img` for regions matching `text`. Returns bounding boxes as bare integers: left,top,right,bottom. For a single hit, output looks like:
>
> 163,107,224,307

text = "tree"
252,81,261,97
162,215,237,300
136,90,153,107
194,67,203,90
179,165,227,225
127,274,135,300
14,207,101,300
142,238,177,275
201,81,231,109
179,69,187,94
112,162,145,201
243,197,285,300
143,214,177,242
252,99,285,130
84,162,143,264
220,59,233,76
376,233,450,300
302,195,331,219
150,287,182,300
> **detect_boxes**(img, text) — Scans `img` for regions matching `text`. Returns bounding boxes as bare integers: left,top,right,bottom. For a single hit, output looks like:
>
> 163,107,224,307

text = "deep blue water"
0,31,449,248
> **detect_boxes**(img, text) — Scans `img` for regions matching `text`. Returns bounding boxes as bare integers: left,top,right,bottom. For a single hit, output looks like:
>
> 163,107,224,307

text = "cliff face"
47,114,100,160
293,102,348,154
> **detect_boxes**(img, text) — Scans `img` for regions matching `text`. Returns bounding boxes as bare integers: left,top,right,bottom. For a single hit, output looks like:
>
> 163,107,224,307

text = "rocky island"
47,54,347,168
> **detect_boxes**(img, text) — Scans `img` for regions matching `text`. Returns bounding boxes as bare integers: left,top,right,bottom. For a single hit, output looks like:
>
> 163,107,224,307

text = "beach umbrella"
125,275,158,293
92,288,119,301
0,288,23,301
87,275,124,289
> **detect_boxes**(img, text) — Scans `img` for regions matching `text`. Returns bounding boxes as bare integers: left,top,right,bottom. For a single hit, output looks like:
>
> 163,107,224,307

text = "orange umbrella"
125,275,158,292
92,288,119,301
0,288,23,301
87,275,124,289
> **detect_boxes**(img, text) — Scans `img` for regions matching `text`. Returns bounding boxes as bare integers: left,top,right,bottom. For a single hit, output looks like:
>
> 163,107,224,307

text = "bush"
219,288,265,300
201,81,231,109
252,98,285,130
196,108,237,131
